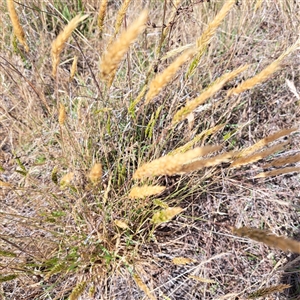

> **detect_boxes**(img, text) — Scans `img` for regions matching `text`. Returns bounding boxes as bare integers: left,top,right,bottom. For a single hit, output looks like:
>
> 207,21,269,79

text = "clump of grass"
1,1,300,299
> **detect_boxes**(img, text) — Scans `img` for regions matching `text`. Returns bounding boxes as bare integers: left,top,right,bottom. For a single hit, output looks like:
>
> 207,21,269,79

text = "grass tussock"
1,1,300,299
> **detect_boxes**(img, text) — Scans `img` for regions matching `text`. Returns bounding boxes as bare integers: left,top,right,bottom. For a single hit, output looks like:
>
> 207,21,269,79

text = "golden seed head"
88,163,103,184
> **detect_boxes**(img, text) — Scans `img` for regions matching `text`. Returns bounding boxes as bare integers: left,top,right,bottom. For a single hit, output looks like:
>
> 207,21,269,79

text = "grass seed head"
255,166,300,179
51,14,88,77
145,48,196,104
230,140,290,168
7,0,29,52
69,281,87,300
98,0,108,35
133,146,221,179
100,10,148,86
237,128,297,158
129,185,166,199
233,227,300,254
227,38,300,96
58,103,67,125
173,65,249,124
152,207,184,224
247,284,291,299
133,274,157,300
88,163,103,184
70,55,78,81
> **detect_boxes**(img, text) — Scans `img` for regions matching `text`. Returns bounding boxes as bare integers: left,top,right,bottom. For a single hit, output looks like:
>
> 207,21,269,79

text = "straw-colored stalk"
182,151,235,173
173,65,249,124
99,10,148,86
133,145,221,179
0,180,12,187
230,140,289,168
264,153,300,168
7,0,29,52
255,167,300,179
248,284,291,299
70,55,78,81
237,128,296,158
233,227,300,254
51,15,88,77
187,0,235,77
145,48,196,104
129,185,165,199
97,0,108,35
227,38,300,96
58,103,66,125
88,163,102,184
133,274,157,300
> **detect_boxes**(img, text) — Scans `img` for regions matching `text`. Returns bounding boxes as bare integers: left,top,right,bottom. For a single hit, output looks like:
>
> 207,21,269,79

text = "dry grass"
1,1,300,299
